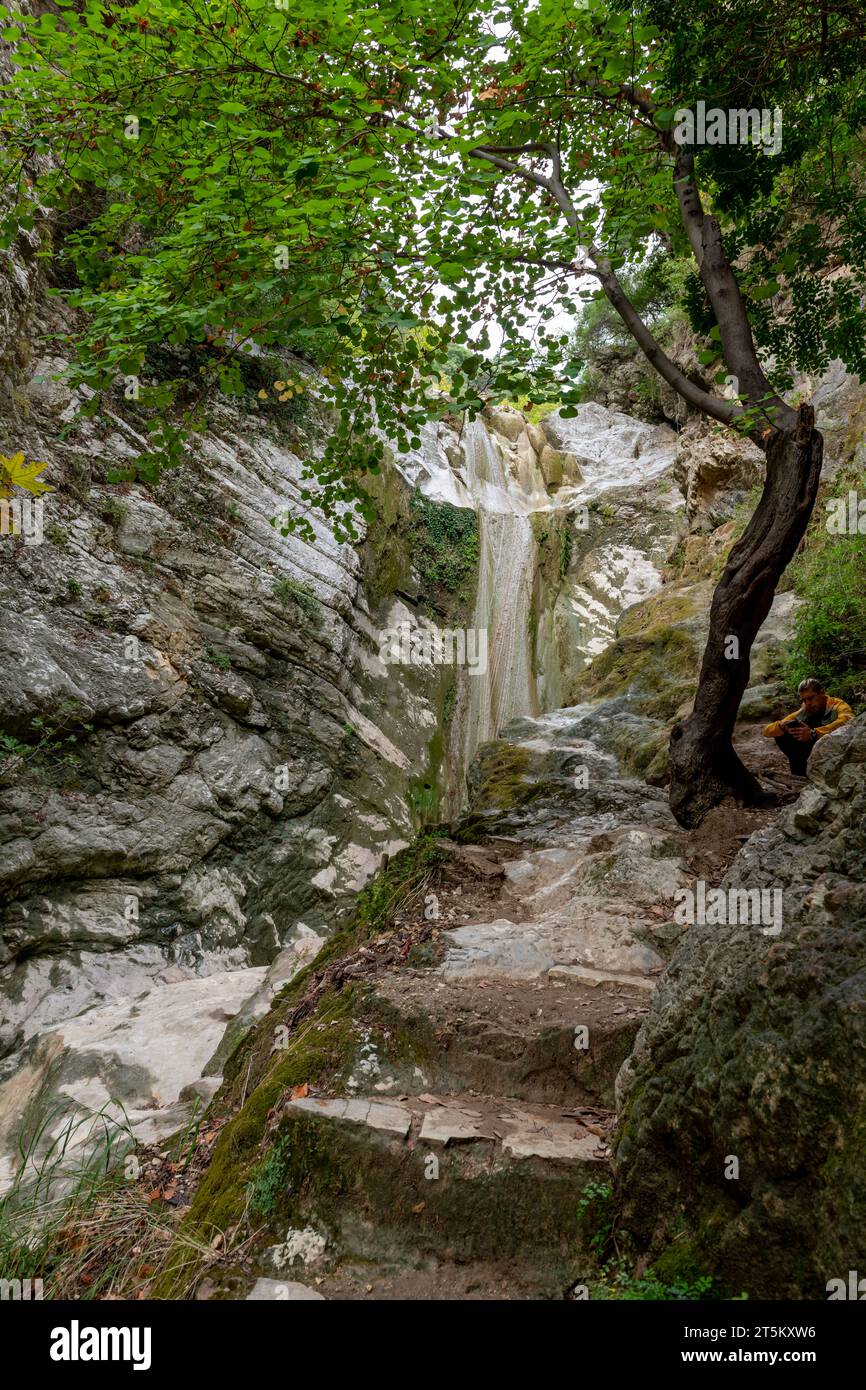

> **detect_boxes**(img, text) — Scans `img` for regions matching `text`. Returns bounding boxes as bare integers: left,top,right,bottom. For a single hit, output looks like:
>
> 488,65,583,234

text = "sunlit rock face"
539,406,683,703
673,422,764,529
542,401,678,493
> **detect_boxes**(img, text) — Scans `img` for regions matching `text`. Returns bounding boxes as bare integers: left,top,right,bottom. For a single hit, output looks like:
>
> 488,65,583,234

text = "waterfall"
440,418,544,776
464,509,539,767
405,403,679,811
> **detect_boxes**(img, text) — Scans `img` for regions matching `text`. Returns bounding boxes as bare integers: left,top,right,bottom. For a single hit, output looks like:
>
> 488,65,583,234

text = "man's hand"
789,724,814,741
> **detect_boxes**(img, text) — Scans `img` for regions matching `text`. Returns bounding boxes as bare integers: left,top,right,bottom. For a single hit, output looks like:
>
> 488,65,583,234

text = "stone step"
548,963,658,993
288,1091,604,1160
276,1256,572,1301
248,1088,609,1288
370,969,648,1107
211,1255,578,1301
436,912,665,984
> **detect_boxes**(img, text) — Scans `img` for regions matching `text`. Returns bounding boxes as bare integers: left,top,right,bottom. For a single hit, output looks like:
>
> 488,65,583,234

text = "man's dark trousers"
774,730,814,776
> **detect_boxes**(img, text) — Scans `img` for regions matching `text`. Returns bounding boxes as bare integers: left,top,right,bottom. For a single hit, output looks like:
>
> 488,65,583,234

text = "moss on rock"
570,624,699,720
465,740,543,811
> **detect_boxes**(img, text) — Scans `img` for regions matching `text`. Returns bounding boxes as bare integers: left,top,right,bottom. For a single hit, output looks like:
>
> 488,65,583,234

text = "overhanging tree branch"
467,139,743,428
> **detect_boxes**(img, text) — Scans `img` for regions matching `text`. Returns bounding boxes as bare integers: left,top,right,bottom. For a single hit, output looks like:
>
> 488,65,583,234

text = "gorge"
2,302,863,1300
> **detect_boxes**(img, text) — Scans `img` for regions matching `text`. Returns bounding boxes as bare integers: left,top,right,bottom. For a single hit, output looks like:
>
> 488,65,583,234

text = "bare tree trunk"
668,405,824,828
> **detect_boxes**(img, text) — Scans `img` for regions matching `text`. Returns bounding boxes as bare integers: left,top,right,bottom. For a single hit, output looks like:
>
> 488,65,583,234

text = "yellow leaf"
0,453,53,497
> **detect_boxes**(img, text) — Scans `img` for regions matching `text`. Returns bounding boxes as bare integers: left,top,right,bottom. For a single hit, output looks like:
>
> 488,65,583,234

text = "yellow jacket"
763,695,854,740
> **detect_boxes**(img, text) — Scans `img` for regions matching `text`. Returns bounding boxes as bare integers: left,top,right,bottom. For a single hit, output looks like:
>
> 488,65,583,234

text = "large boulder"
538,443,583,489
614,714,866,1298
0,969,266,1195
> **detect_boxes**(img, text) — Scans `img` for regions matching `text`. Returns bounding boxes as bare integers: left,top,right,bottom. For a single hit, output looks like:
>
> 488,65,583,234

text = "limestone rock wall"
0,313,454,1063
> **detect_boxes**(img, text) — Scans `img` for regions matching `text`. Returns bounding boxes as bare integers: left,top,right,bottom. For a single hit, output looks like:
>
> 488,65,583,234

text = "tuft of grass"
0,1095,222,1301
272,575,321,622
98,495,128,528
204,647,231,671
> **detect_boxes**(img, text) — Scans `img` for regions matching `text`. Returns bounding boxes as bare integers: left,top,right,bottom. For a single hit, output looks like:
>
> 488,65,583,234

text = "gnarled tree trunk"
668,404,824,828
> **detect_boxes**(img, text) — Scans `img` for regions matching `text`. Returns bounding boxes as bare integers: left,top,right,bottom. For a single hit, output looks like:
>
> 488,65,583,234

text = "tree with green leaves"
3,0,865,824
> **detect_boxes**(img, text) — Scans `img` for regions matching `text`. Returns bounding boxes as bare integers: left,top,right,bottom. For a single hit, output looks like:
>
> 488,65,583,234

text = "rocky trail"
205,701,794,1302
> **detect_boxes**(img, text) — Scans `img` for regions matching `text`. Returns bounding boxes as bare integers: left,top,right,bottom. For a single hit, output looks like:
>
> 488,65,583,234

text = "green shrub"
409,492,478,603
205,647,231,671
589,1257,730,1301
98,495,128,527
786,472,866,708
577,1180,614,1257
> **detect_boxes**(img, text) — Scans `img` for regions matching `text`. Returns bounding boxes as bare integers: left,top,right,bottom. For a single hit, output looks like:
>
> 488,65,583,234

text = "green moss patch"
571,625,699,720
618,586,704,638
360,473,479,616
466,741,542,812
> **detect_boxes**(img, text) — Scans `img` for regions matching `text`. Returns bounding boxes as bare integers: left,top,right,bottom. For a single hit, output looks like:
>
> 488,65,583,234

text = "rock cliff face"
0,343,460,1180
1,373,429,1047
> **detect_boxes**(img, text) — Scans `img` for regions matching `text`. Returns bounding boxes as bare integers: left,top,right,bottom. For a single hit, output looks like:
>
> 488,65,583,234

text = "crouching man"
763,677,853,776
